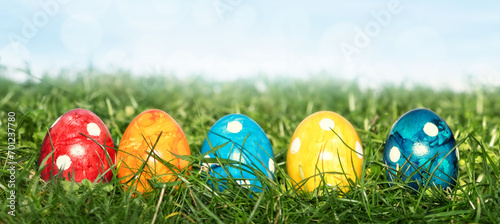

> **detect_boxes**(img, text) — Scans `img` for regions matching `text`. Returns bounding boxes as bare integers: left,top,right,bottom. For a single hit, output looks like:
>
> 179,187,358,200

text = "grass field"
1,70,500,223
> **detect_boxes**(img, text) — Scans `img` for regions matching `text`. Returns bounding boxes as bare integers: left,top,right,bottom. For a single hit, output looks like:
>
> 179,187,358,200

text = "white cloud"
60,14,102,54
115,0,190,32
1,0,499,91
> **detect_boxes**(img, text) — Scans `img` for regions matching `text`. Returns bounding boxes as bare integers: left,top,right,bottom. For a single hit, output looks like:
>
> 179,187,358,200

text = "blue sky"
1,0,499,90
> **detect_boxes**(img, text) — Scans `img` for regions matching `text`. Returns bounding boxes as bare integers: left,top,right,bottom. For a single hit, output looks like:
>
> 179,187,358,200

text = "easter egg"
117,109,191,193
39,108,116,182
383,108,458,191
201,114,275,192
287,111,364,192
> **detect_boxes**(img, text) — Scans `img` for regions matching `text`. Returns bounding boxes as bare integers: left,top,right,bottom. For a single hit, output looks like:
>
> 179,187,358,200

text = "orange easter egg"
286,111,364,192
117,109,191,193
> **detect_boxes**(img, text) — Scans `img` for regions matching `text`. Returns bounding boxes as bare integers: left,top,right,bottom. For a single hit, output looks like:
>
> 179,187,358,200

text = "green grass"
1,70,500,223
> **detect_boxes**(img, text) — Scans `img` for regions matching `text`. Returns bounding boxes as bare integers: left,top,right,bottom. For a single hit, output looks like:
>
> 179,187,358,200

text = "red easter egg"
39,108,116,182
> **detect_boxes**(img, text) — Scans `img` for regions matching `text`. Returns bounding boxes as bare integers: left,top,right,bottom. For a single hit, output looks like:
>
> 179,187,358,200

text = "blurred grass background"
1,69,500,223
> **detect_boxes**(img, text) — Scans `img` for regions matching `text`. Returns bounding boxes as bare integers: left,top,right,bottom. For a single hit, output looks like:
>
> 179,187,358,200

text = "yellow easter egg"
286,111,363,192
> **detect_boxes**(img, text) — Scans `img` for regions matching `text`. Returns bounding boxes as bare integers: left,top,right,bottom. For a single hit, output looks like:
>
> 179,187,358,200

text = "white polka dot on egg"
87,123,101,136
290,137,301,154
389,146,400,162
227,121,243,133
230,151,246,163
355,141,363,159
202,154,212,168
319,151,334,160
319,118,335,131
423,122,438,137
56,155,72,170
237,180,251,187
269,158,275,173
70,145,85,156
413,143,429,156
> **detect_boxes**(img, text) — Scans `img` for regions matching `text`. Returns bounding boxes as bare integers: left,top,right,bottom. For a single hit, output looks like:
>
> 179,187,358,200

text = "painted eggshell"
383,108,458,190
39,108,116,182
287,111,364,192
201,114,275,192
117,109,191,193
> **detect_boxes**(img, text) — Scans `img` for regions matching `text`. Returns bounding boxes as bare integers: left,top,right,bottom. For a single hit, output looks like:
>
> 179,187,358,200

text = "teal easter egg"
383,108,458,191
201,114,275,192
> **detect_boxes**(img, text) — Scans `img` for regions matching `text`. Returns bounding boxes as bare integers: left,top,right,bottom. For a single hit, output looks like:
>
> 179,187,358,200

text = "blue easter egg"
201,114,275,192
383,108,458,191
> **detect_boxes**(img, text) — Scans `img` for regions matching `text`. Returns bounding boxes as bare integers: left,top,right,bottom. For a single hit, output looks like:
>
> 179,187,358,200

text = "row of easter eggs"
39,108,458,194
